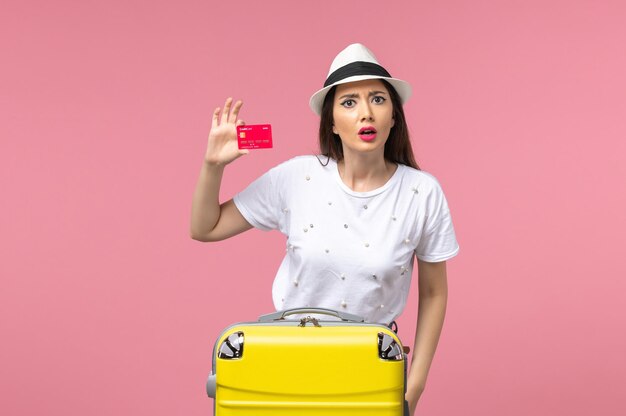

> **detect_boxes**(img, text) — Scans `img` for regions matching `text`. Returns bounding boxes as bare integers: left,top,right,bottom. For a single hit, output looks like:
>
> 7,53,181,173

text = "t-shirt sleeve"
233,165,283,232
415,178,460,262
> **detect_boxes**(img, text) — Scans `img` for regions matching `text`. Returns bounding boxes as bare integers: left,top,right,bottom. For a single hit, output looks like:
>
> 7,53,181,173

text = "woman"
191,43,459,415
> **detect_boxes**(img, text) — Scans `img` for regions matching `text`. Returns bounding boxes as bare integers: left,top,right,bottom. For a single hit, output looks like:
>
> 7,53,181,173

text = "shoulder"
270,155,335,175
400,165,445,194
260,155,334,191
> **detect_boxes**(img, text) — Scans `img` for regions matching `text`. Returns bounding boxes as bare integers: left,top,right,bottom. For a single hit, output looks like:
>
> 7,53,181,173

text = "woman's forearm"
406,260,449,415
191,97,250,241
407,292,448,396
190,162,225,240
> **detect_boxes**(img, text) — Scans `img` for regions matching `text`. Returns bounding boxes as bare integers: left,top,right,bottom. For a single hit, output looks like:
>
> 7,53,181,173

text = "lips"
358,126,377,141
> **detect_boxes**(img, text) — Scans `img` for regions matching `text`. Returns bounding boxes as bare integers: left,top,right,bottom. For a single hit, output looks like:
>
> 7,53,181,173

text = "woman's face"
332,79,395,158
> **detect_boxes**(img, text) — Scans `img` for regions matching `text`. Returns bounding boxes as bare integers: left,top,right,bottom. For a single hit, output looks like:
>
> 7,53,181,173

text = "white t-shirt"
234,155,459,324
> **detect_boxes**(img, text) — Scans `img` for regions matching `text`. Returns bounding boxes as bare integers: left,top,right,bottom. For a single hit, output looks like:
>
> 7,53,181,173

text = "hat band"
323,61,391,88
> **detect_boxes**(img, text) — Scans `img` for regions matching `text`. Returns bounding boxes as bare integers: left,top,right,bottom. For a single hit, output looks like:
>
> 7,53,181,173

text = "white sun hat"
309,43,412,116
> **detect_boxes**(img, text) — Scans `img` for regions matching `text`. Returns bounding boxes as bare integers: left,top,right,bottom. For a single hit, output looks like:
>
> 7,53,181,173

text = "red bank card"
237,124,273,149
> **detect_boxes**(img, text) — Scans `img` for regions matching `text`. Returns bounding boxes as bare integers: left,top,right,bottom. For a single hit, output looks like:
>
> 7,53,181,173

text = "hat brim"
309,75,412,116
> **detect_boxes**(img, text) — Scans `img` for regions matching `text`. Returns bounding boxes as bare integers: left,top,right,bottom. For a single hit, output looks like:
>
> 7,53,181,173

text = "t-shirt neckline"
328,158,404,198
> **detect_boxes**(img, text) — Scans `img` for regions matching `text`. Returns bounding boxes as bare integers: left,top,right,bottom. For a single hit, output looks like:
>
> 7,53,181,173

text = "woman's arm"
406,260,448,415
190,98,253,242
190,168,252,242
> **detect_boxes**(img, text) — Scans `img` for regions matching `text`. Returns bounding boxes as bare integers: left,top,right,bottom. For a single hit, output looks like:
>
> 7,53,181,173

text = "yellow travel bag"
207,307,408,415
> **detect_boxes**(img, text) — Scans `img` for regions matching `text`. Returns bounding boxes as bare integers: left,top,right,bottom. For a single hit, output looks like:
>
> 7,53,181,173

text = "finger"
229,100,243,124
212,107,221,128
236,119,245,126
220,97,233,125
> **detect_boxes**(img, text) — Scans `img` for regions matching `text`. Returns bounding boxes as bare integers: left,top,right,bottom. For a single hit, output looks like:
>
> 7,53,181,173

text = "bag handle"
258,307,365,323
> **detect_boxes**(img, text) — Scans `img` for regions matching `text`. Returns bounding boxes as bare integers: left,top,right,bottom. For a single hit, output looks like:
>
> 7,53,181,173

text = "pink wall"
2,0,625,414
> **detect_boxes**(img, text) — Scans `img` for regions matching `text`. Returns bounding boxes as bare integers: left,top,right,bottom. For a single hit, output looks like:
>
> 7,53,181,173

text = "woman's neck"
337,153,397,192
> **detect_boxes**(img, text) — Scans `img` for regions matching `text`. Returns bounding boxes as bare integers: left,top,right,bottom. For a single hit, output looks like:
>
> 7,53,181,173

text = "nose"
360,101,374,121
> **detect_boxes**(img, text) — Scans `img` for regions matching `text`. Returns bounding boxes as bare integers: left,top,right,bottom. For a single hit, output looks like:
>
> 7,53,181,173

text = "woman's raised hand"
204,97,249,166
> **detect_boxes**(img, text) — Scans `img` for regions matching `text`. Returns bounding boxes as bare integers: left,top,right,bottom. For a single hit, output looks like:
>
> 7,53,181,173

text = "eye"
340,99,356,108
372,96,386,104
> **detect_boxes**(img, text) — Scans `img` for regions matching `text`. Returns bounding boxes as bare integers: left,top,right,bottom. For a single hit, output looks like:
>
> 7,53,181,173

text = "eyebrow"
338,90,388,100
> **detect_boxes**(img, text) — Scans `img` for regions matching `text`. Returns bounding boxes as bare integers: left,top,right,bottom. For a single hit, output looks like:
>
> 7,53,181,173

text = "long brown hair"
318,79,419,169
